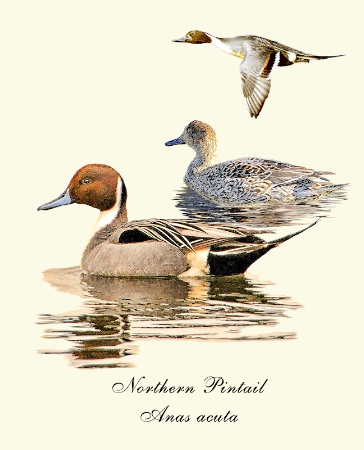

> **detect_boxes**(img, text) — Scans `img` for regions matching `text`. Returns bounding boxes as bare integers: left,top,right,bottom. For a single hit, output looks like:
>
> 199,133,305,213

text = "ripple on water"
174,185,348,227
38,267,299,369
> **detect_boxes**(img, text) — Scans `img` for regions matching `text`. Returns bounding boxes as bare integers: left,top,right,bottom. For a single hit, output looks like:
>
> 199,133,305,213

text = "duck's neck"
208,34,245,58
186,139,217,177
207,34,232,54
93,177,128,233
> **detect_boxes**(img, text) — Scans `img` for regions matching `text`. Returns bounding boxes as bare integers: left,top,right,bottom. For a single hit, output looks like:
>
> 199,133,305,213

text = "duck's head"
173,30,212,44
37,164,127,213
165,120,217,159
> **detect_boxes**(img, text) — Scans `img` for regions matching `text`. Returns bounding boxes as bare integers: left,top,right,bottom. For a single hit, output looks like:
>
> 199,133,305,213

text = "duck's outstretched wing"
239,49,280,118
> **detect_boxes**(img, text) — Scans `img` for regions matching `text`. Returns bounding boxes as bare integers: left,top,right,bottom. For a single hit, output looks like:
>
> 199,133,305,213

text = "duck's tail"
296,53,345,63
293,181,349,200
207,219,320,276
266,218,320,246
314,183,349,200
316,182,349,192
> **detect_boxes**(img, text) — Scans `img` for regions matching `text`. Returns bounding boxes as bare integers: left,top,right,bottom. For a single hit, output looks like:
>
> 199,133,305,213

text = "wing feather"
118,219,263,253
240,50,280,118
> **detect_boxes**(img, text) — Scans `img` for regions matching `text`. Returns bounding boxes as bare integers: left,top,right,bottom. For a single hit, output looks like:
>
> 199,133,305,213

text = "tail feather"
297,53,345,63
294,182,349,200
316,182,349,193
208,219,320,276
267,218,320,246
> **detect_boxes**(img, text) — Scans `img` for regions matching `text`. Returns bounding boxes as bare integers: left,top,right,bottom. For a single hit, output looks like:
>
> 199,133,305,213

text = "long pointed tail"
208,219,320,276
267,218,321,246
297,53,345,63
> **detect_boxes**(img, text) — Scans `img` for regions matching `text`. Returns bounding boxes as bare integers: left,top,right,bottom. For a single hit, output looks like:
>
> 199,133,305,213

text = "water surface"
174,186,347,227
37,186,347,369
38,267,299,368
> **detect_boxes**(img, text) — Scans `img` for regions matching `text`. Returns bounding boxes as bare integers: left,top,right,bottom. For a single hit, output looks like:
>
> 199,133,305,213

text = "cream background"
1,0,363,448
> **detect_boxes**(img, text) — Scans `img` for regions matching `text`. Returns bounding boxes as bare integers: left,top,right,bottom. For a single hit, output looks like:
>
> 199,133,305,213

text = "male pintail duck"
165,120,347,206
37,164,318,277
173,31,343,118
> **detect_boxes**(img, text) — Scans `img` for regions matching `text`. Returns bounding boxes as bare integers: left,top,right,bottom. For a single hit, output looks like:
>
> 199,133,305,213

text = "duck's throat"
93,177,127,233
188,144,217,175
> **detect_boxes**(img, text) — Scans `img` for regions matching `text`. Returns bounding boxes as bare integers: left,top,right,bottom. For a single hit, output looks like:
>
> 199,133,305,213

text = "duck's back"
221,35,324,64
185,157,334,205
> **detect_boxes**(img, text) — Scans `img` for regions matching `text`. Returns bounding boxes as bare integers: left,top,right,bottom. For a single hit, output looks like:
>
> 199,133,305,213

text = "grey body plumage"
166,120,347,206
173,31,344,118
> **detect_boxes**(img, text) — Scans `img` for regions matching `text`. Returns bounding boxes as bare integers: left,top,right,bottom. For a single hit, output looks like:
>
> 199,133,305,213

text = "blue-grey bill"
165,137,185,146
37,188,75,211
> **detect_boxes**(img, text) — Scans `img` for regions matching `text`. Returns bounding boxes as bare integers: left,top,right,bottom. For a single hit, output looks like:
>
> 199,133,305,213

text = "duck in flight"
173,31,343,118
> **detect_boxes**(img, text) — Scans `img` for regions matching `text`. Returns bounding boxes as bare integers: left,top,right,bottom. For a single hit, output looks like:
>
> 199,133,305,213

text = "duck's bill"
37,188,75,211
165,137,185,146
172,37,186,42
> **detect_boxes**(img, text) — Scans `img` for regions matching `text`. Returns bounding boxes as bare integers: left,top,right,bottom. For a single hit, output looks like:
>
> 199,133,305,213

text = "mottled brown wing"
216,157,330,185
240,50,280,118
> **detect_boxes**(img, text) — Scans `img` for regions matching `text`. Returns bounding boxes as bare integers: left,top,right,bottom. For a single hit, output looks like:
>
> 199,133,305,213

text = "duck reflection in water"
174,185,347,227
38,267,299,369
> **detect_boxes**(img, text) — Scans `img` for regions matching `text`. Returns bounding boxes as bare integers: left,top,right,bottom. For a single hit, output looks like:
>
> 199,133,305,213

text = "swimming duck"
165,120,347,206
173,31,343,118
37,164,318,277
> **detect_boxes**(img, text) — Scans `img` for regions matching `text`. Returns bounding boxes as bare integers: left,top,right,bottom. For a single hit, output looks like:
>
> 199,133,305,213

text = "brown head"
37,164,127,213
165,120,217,164
173,30,212,44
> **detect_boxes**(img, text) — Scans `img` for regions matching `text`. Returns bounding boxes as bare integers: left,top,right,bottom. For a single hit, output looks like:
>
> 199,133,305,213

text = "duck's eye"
81,177,91,184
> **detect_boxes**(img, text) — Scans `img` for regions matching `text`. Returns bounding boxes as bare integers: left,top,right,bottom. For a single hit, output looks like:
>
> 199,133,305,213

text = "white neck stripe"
93,176,122,232
207,34,231,53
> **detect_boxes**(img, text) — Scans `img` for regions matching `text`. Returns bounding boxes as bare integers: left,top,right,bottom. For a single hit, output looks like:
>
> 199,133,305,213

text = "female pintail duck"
165,120,347,206
37,164,318,277
173,31,343,118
